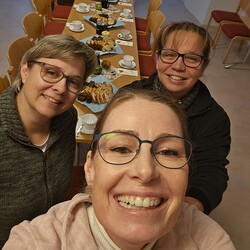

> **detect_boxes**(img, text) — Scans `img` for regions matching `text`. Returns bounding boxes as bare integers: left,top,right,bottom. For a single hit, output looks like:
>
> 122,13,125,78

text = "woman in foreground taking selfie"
4,88,235,249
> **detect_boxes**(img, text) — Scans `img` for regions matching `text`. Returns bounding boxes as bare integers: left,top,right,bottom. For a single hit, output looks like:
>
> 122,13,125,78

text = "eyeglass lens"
96,132,192,169
160,49,202,68
40,64,83,94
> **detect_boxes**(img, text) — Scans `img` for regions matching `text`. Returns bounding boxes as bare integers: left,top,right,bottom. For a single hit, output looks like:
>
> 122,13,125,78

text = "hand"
185,196,204,212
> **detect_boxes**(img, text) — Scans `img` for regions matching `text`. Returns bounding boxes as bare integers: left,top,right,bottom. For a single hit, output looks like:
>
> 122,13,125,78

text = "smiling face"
18,58,85,121
85,97,189,250
155,30,207,100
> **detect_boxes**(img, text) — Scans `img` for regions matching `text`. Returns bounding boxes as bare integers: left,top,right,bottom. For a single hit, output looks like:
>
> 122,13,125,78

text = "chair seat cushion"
44,22,65,36
212,10,242,23
135,17,148,32
52,5,71,19
139,54,156,77
222,23,250,38
137,33,151,51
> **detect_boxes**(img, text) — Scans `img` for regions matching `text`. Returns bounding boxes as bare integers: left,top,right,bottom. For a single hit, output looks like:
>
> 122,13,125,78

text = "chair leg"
206,15,212,31
223,38,235,64
213,25,223,49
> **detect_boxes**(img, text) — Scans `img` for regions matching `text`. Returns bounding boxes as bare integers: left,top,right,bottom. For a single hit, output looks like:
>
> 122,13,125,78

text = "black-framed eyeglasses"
91,132,192,169
157,48,205,68
28,61,84,94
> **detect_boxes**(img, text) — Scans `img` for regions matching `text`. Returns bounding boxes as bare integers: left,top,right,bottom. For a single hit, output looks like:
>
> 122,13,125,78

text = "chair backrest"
238,0,250,15
147,10,165,39
0,74,10,95
22,12,44,42
7,36,34,81
32,0,48,17
146,0,162,20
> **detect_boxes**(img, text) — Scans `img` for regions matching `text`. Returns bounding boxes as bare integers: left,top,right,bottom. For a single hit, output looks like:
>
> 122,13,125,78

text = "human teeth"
44,95,60,104
170,75,184,80
117,196,161,208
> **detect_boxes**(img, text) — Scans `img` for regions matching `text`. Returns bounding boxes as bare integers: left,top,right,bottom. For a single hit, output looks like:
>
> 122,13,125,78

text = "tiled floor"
0,0,250,249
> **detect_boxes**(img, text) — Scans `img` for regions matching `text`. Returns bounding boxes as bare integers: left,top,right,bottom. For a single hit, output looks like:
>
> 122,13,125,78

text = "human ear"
84,151,95,186
20,61,29,83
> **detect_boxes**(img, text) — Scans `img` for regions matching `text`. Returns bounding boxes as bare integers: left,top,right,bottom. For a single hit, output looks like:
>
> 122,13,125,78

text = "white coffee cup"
122,8,131,18
81,114,98,131
78,3,88,11
72,20,82,30
121,29,130,39
123,55,134,67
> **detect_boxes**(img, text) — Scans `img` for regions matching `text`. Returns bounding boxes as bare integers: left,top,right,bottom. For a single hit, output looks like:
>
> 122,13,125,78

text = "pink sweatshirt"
3,194,236,250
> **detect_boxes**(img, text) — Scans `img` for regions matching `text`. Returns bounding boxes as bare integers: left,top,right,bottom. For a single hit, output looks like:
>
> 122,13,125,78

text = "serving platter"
84,15,124,28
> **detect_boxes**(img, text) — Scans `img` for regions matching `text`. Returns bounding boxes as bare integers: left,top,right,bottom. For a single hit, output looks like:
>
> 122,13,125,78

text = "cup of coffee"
122,8,131,18
123,55,134,67
121,29,130,39
81,114,98,132
78,3,88,12
72,20,82,30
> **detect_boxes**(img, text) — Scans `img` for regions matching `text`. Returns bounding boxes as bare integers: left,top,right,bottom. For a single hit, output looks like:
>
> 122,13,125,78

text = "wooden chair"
47,0,72,22
22,12,44,42
7,36,34,81
137,10,165,55
0,74,10,95
32,0,65,35
206,0,250,46
213,22,250,63
57,0,74,6
138,54,156,79
135,0,162,35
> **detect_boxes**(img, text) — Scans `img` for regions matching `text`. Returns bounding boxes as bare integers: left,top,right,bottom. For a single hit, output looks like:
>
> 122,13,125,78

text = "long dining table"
63,0,141,144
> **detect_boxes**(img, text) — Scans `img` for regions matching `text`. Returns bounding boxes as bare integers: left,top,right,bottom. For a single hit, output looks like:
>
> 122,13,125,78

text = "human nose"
130,144,160,183
52,77,68,93
172,55,186,70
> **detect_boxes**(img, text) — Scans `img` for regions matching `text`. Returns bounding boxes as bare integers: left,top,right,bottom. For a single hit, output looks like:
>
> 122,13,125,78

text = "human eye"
110,145,133,154
161,50,177,59
68,77,82,90
185,54,201,63
43,66,61,80
155,147,179,157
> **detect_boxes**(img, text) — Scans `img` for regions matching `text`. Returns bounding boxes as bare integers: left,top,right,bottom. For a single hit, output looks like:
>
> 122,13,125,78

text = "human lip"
117,195,162,209
43,94,62,104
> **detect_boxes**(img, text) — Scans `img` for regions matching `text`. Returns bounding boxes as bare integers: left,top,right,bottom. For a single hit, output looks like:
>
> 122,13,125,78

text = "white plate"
76,6,89,13
120,12,133,19
119,59,136,69
117,33,132,41
69,23,85,32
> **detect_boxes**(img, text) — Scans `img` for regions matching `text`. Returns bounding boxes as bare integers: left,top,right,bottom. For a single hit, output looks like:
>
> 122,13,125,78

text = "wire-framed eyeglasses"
91,132,192,169
158,48,206,68
28,61,84,94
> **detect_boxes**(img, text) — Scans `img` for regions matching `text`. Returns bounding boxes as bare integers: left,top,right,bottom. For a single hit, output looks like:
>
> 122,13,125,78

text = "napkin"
118,2,132,7
115,40,133,46
117,68,138,76
118,17,134,22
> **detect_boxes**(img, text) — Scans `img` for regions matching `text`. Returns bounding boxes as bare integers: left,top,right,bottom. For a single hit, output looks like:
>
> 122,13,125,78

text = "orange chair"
0,74,10,95
32,0,65,35
206,0,250,45
137,10,165,55
135,0,162,34
214,22,250,63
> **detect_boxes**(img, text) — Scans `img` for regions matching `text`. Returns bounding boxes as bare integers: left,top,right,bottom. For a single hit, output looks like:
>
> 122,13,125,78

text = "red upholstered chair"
137,10,165,55
48,0,72,21
32,0,65,35
213,22,250,63
57,0,74,6
135,0,162,34
206,0,250,46
138,54,156,79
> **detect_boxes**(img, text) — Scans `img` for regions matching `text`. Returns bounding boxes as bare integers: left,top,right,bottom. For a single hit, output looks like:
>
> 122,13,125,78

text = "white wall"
183,0,239,25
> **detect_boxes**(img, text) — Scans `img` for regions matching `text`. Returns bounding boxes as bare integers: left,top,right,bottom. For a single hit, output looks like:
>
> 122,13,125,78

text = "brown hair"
154,21,211,64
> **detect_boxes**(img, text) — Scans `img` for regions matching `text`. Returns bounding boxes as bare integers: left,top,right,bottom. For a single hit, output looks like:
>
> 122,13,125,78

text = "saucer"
76,6,89,13
69,23,84,32
117,33,132,41
119,59,136,69
81,125,95,135
120,12,133,19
